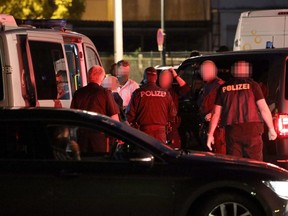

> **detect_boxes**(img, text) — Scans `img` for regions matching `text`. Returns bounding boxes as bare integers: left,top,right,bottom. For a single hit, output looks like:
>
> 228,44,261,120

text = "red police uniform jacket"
126,83,177,126
215,78,264,126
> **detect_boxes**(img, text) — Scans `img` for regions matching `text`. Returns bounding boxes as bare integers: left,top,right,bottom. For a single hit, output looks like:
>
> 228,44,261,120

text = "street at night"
0,0,288,215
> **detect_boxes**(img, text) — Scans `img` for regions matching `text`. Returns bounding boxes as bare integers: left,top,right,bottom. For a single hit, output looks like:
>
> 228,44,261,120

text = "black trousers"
225,122,264,161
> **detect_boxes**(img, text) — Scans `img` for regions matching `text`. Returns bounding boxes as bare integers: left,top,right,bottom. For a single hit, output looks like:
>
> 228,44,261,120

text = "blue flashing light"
19,19,67,29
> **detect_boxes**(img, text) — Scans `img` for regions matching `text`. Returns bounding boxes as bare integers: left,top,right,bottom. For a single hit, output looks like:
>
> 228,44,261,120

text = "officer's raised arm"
170,68,186,87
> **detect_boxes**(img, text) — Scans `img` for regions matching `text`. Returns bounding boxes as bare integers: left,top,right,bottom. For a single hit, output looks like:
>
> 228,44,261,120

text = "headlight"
263,181,288,200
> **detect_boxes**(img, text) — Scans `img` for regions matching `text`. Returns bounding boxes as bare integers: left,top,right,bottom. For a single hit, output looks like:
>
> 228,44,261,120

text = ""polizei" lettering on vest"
140,90,167,97
222,83,250,93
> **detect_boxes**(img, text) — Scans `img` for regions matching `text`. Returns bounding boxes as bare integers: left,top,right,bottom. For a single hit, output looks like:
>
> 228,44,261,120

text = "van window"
29,41,68,100
85,46,100,72
65,44,81,94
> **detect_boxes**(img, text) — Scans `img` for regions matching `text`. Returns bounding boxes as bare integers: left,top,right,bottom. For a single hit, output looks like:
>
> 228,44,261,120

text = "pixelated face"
232,61,251,78
102,76,120,91
56,75,67,94
159,70,173,89
200,61,217,82
117,65,130,77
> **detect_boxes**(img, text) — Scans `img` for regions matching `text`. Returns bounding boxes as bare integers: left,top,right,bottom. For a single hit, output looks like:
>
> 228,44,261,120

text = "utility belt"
140,125,166,131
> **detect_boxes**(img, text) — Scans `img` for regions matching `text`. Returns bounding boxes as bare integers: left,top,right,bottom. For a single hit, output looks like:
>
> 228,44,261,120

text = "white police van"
234,9,288,51
0,14,102,108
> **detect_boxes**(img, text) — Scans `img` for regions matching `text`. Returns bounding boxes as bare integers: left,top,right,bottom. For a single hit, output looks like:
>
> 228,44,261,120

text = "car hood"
177,150,288,175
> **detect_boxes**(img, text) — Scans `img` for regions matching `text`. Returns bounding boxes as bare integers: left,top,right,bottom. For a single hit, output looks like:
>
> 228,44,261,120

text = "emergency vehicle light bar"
18,19,67,29
0,14,17,28
275,114,288,137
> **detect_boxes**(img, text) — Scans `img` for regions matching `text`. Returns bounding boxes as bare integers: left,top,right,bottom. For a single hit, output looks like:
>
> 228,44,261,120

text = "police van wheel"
194,192,263,216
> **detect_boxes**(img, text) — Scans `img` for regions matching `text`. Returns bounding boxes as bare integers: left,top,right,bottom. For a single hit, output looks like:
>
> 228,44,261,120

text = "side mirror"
129,151,154,167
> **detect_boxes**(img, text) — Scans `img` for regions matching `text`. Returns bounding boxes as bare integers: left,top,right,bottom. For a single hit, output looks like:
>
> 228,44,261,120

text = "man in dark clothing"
159,68,190,149
198,60,226,154
126,67,177,144
71,65,119,153
207,61,277,161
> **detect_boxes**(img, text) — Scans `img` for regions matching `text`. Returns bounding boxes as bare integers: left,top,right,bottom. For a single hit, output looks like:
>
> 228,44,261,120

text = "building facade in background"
76,0,288,52
74,0,211,53
82,0,210,21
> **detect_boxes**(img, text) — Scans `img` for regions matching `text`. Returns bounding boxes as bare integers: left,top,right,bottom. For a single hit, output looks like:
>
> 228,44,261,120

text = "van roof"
241,9,288,17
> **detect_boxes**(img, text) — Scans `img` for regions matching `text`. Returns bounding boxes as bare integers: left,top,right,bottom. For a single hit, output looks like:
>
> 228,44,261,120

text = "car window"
0,122,155,163
0,122,52,159
46,125,155,163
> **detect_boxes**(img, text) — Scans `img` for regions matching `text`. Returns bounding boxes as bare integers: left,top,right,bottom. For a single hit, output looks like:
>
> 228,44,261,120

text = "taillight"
275,114,288,137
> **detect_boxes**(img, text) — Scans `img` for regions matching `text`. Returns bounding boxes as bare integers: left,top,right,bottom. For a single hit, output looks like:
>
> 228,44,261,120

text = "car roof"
178,48,288,70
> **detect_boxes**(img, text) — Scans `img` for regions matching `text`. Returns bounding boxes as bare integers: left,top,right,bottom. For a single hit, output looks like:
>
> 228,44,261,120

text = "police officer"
126,67,177,144
159,68,190,149
207,61,277,161
198,60,226,154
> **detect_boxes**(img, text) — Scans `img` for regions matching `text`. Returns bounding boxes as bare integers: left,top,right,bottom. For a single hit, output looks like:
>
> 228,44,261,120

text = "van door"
64,44,82,95
26,31,71,108
0,37,7,106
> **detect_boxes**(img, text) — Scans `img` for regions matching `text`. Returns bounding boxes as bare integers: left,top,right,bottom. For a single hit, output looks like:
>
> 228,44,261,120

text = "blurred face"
117,65,130,84
200,61,217,82
56,75,65,94
101,76,120,92
159,70,173,89
232,61,251,78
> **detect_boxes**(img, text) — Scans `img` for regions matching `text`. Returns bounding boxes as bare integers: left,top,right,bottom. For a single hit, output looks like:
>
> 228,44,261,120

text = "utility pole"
160,0,166,65
114,0,123,62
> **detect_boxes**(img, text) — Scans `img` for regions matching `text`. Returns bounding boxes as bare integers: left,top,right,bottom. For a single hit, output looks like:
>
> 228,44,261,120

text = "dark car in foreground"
0,108,287,216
